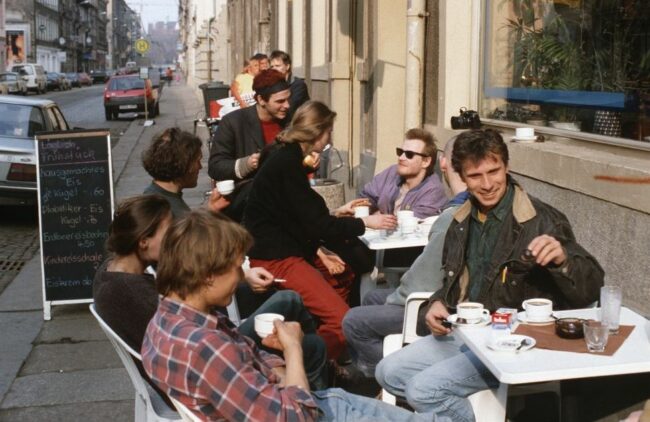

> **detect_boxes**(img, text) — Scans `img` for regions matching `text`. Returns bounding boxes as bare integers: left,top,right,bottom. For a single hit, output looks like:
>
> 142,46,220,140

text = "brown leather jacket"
431,180,604,312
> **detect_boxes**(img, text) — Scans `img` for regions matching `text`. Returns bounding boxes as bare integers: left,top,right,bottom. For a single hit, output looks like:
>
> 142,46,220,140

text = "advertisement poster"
7,30,26,68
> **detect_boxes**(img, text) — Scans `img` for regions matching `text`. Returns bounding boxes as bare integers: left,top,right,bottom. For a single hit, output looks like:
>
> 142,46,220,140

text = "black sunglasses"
396,147,429,159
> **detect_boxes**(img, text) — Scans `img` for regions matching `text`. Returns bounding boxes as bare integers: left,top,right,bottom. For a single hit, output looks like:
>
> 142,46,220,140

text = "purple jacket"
360,164,447,218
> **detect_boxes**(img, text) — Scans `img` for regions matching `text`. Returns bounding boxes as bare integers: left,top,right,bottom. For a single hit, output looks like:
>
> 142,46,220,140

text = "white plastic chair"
89,304,180,421
168,396,202,422
380,292,560,422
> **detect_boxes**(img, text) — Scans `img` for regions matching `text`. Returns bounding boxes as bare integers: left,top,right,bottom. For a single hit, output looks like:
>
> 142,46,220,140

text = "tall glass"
599,286,622,334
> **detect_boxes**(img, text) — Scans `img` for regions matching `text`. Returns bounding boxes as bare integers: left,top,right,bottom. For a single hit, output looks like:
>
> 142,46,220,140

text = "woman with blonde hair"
243,101,395,360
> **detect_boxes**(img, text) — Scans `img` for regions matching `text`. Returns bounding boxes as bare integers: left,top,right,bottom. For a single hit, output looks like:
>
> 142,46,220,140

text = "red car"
103,74,159,120
78,72,93,86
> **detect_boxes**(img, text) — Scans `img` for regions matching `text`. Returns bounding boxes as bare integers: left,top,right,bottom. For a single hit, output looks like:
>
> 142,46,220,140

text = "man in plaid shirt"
142,209,448,421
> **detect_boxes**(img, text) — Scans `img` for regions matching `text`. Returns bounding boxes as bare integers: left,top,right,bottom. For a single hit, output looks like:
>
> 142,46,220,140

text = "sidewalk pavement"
0,81,211,421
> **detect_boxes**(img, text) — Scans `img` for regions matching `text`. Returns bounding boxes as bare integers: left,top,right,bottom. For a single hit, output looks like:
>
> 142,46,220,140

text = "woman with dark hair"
142,127,228,218
93,195,329,389
244,100,396,360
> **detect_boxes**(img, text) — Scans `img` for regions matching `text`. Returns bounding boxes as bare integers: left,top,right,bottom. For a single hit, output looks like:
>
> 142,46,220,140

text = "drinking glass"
583,320,609,353
600,285,622,334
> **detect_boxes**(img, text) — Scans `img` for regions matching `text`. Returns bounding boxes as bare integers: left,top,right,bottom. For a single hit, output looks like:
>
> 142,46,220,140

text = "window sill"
483,122,650,214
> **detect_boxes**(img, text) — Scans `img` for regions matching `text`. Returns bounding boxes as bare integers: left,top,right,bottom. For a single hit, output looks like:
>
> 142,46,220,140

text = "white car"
11,64,47,94
0,72,27,95
0,96,70,205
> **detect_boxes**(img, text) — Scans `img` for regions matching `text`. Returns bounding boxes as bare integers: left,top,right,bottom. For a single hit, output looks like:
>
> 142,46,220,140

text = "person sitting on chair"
94,195,329,390
141,208,450,422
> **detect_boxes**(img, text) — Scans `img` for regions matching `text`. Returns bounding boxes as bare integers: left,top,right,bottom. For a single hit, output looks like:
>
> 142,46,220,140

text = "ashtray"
555,317,585,339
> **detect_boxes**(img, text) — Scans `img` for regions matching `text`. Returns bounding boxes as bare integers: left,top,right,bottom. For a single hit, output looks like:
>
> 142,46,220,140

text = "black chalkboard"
36,130,113,315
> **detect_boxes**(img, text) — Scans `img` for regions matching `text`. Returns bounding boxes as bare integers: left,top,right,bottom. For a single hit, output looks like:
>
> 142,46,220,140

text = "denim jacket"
430,180,604,312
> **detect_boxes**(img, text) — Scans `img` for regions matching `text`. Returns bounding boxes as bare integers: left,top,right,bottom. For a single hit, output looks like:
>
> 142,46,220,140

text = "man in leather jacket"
376,129,604,422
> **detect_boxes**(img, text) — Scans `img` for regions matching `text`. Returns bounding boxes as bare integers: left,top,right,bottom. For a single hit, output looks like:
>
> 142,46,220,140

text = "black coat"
285,77,310,123
244,142,365,261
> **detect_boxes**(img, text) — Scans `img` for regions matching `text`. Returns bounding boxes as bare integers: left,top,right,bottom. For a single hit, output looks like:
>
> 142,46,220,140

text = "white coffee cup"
254,313,285,338
397,210,414,222
354,205,370,218
456,302,490,323
521,298,553,321
216,180,235,195
400,216,418,235
515,127,535,139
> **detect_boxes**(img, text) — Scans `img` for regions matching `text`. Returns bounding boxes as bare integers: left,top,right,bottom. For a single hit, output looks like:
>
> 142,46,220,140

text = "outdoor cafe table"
454,306,650,421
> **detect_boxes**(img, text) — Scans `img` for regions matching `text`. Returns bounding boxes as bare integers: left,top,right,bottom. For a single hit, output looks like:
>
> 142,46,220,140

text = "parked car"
0,96,70,205
46,72,70,91
103,74,160,120
66,72,80,88
0,72,27,95
10,64,47,94
90,69,110,84
78,72,93,86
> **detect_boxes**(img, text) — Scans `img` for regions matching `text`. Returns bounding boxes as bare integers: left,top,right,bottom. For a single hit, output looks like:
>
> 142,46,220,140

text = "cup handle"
482,309,490,316
521,301,528,311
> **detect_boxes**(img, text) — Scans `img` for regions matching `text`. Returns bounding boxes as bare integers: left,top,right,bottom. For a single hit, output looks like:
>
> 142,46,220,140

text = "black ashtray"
555,317,585,339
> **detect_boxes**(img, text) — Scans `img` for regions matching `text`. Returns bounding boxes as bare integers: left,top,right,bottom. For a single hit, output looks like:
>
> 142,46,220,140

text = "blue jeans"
238,290,328,390
312,388,450,422
342,289,406,377
375,334,498,422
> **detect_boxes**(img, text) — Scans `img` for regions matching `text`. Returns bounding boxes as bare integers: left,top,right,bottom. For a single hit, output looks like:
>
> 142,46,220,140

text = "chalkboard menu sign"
36,130,113,320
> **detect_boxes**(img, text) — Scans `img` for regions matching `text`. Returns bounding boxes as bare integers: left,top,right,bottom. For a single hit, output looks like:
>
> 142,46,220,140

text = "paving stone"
21,341,121,376
1,368,132,409
36,314,107,344
0,311,43,401
0,399,133,422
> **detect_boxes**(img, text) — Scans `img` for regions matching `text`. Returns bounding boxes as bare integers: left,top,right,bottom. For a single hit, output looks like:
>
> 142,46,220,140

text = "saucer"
511,135,537,143
518,311,555,325
447,314,491,327
487,334,536,352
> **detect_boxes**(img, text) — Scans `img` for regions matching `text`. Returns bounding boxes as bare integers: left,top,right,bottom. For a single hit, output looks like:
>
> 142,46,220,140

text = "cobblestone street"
0,206,39,295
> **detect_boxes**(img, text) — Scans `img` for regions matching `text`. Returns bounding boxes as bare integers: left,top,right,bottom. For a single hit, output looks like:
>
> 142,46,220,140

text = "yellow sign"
134,38,150,54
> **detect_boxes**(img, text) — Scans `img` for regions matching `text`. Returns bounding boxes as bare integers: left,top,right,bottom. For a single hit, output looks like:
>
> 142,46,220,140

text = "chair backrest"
89,304,180,421
168,396,202,422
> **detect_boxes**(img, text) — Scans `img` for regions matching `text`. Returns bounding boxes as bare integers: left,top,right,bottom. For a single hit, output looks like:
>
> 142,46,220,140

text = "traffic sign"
134,38,150,54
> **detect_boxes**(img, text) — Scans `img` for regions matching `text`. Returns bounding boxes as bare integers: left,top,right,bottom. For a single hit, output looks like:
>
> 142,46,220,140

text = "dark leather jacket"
431,181,604,312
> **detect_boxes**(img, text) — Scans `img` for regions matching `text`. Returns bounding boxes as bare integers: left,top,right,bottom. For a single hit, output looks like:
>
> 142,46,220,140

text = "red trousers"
249,256,354,360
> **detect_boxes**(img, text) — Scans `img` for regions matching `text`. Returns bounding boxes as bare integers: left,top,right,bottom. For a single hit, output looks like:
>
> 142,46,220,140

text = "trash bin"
199,81,230,118
310,178,345,211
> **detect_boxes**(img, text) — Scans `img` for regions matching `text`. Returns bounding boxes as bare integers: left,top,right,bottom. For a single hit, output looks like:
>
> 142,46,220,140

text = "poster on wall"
6,30,26,69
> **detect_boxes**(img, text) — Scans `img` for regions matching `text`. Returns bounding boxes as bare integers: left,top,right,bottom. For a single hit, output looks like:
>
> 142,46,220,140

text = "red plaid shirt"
142,297,319,421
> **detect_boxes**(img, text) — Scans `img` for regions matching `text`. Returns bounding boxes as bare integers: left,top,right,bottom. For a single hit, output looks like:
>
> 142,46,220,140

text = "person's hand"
362,213,398,230
206,188,230,213
317,248,346,275
527,235,567,267
261,320,304,351
244,267,274,293
425,301,451,336
247,152,260,170
334,198,370,217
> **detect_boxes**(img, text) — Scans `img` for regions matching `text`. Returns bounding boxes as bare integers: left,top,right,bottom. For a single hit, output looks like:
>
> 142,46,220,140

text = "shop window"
480,0,650,144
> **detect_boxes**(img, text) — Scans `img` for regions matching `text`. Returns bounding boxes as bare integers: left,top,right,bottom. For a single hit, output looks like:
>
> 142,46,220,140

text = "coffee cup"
254,313,285,338
456,302,490,323
216,180,235,196
515,127,535,140
400,216,418,235
354,205,370,218
397,210,415,222
521,298,553,321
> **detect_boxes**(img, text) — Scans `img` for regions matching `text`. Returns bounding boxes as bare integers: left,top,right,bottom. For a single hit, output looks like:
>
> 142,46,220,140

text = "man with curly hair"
142,127,228,218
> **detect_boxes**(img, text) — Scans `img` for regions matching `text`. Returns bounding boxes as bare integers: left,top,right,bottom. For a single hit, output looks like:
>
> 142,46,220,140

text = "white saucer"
511,136,537,143
487,334,536,352
447,314,491,327
518,311,555,325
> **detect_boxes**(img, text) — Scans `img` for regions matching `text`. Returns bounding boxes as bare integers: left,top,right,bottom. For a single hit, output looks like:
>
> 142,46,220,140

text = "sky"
125,0,178,30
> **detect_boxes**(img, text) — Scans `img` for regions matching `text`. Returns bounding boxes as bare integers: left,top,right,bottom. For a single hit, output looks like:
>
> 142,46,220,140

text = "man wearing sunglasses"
376,129,604,422
335,128,447,219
